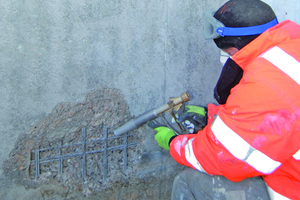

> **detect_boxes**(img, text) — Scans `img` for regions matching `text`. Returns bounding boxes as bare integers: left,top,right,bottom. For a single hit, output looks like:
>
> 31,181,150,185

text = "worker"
151,0,300,199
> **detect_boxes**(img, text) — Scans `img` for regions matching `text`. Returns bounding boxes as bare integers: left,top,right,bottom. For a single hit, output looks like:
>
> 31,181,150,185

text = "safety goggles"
203,10,278,39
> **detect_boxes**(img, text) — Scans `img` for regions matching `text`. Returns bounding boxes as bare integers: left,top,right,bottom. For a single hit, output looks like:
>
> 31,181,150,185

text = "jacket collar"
231,20,300,70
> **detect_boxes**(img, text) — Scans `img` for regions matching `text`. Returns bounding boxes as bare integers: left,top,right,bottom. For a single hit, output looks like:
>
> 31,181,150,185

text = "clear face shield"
203,9,279,40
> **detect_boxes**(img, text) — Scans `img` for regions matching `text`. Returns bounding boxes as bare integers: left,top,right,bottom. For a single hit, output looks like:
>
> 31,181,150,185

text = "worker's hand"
147,120,176,151
154,127,176,151
177,105,207,133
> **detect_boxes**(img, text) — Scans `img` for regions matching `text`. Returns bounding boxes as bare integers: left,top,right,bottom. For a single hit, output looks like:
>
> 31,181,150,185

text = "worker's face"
222,47,239,56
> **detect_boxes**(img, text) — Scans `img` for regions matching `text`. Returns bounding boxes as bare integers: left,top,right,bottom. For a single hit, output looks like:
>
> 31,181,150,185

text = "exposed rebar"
30,125,138,182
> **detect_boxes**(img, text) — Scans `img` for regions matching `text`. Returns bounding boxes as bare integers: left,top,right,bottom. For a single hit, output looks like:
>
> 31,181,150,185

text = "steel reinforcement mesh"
30,126,138,182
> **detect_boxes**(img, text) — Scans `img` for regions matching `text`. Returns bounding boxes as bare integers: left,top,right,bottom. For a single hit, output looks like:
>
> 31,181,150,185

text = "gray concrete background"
0,0,299,198
0,0,225,168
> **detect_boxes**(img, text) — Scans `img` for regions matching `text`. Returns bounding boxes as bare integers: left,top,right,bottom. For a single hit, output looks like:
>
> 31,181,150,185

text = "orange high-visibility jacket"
170,20,300,199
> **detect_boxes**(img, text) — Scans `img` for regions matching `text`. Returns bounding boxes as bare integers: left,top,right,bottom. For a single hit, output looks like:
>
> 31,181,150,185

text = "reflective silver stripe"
185,138,206,173
293,149,300,160
211,115,281,174
261,47,300,162
261,46,300,85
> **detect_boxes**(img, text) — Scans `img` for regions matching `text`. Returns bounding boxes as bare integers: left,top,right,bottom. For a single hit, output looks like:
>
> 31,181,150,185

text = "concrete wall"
264,0,300,23
0,0,299,196
0,0,226,167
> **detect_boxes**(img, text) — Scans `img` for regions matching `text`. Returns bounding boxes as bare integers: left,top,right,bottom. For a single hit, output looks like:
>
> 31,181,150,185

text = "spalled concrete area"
0,0,299,199
2,87,185,199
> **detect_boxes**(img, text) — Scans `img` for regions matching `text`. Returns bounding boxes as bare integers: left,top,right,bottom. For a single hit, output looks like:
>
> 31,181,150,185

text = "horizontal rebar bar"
30,142,138,165
34,133,135,153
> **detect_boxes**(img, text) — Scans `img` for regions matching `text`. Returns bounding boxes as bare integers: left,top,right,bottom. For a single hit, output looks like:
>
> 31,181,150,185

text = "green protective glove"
177,105,207,133
186,105,206,115
154,127,176,151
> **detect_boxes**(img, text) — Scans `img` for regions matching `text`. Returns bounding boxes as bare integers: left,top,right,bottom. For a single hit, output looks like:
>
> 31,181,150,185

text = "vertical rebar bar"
103,126,107,181
35,148,40,180
82,127,87,181
123,133,128,172
59,140,63,176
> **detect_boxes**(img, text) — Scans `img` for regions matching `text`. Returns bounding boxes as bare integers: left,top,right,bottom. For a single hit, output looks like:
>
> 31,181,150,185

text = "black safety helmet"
213,0,277,50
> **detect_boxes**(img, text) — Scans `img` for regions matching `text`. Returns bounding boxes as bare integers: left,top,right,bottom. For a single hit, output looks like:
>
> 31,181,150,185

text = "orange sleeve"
170,103,264,182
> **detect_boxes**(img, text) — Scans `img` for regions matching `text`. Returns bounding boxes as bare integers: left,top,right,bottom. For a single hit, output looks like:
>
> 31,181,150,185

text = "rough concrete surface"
0,0,298,199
